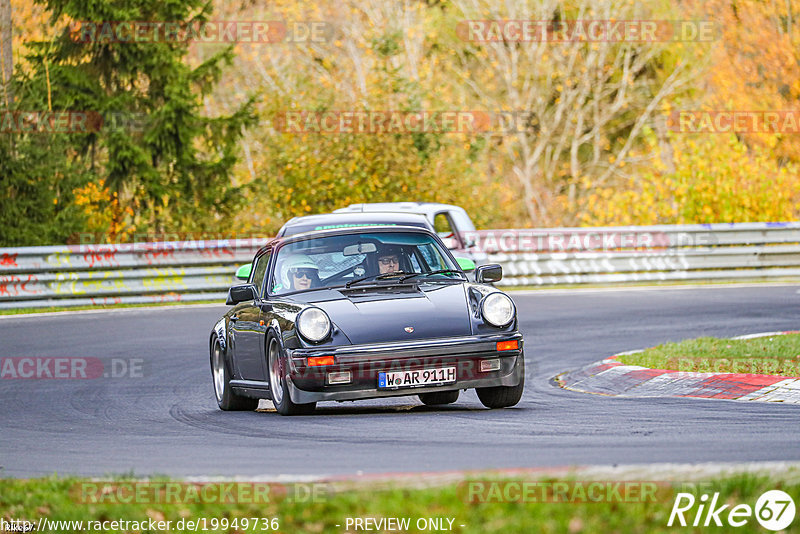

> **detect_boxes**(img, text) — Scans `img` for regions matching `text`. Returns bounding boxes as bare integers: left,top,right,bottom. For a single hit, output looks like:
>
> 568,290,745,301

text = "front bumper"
285,333,524,403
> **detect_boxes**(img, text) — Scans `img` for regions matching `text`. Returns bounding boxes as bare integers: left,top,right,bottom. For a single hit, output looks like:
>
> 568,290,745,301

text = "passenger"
279,254,320,292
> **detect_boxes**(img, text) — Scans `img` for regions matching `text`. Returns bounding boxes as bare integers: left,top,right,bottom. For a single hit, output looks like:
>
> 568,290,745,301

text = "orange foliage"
688,0,800,163
9,0,57,71
73,180,137,242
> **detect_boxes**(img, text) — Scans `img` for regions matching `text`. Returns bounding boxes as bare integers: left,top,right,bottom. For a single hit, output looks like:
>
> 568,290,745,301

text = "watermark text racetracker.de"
460,480,665,503
456,20,718,43
74,481,328,504
668,110,800,134
0,111,145,134
69,21,332,43
457,229,717,253
0,357,145,380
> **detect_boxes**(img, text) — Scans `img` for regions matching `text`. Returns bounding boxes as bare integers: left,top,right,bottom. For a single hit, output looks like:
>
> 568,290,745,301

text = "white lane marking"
732,331,797,340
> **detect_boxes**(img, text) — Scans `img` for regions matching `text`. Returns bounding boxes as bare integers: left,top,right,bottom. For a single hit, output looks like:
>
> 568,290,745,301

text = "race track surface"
1,285,799,478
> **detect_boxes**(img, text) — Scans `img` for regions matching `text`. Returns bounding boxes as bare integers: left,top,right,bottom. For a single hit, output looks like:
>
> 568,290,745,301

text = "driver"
279,254,320,292
376,245,403,275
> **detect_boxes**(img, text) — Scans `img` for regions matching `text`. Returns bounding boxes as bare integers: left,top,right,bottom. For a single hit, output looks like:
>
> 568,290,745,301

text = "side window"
417,243,447,271
433,212,458,249
433,212,452,234
252,252,271,296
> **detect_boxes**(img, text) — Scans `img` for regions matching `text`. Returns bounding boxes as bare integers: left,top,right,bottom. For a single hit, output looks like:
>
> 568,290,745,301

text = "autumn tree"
579,129,799,225
687,0,800,165
444,0,708,226
206,0,510,235
580,0,800,227
0,0,11,106
13,0,256,241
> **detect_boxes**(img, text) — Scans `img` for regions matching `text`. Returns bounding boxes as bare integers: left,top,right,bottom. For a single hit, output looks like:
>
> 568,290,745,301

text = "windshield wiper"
400,269,466,282
345,271,413,288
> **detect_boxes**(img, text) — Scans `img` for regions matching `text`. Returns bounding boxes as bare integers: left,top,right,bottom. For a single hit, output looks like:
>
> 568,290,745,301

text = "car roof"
257,224,439,258
278,211,433,237
333,202,468,219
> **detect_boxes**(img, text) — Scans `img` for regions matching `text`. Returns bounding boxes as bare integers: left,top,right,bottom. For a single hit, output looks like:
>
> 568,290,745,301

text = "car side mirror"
456,257,476,272
475,264,502,283
235,264,252,281
226,284,258,305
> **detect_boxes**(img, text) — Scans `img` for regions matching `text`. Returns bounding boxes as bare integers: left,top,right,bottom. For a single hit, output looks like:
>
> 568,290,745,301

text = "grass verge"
0,473,798,533
0,300,222,316
617,334,800,376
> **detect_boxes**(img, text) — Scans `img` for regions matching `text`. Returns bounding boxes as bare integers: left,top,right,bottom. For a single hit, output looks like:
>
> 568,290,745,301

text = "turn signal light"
496,340,519,351
308,355,334,366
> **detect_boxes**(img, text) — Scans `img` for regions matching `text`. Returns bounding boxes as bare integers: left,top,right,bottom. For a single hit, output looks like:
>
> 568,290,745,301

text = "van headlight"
481,293,515,327
296,307,332,342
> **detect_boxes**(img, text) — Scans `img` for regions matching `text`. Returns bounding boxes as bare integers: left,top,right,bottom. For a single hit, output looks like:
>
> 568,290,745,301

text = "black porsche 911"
210,225,524,415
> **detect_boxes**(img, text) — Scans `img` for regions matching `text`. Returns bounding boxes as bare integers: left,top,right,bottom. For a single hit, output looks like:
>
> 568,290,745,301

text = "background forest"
1,0,798,245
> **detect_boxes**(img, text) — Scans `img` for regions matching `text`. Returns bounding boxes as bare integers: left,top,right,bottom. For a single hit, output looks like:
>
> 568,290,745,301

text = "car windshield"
269,231,462,295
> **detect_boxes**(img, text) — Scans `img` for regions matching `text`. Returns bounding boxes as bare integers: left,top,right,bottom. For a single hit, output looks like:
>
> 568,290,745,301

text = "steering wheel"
323,263,367,285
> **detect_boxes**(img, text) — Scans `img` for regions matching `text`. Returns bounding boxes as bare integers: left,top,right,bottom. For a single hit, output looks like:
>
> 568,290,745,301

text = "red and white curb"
555,332,800,404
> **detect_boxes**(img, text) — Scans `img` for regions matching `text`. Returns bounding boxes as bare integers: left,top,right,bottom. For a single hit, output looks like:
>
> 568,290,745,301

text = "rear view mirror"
343,243,377,256
475,264,502,283
226,284,257,305
235,264,252,281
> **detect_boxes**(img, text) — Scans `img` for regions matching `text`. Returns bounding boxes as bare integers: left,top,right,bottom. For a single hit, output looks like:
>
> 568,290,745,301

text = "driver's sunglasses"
378,256,399,266
290,268,315,279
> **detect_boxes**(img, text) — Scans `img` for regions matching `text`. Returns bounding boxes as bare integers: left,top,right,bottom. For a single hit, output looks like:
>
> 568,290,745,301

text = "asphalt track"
1,285,799,478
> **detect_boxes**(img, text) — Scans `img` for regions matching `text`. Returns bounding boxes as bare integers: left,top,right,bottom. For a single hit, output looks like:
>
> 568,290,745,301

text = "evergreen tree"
2,0,255,245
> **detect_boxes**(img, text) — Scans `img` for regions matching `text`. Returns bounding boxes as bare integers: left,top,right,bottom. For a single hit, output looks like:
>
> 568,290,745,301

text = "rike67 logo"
668,490,795,530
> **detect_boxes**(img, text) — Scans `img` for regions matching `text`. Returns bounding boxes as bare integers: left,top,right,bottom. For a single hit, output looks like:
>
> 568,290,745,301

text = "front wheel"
211,337,258,411
267,337,316,416
476,356,525,409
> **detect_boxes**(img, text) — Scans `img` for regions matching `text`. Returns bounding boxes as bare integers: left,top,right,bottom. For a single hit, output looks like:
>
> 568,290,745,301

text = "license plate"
378,366,457,389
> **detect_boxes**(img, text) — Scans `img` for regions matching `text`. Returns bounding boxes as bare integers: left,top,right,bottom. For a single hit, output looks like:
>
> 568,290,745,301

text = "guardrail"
0,239,268,309
472,222,800,286
1,222,798,308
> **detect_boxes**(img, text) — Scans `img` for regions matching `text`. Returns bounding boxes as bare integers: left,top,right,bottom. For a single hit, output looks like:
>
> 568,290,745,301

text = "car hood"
302,283,472,344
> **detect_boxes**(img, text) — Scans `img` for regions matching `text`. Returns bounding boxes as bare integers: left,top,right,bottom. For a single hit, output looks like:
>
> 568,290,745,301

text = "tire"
418,390,460,405
267,336,316,416
211,337,258,411
476,356,525,409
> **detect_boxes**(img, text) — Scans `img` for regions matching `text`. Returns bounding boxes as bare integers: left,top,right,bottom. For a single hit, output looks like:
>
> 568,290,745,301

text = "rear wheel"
267,337,316,416
418,390,460,405
476,356,525,409
211,337,258,411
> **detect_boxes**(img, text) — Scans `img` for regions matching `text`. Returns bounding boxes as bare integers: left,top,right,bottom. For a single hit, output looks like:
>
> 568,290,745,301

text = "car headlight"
481,293,515,327
296,307,332,342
